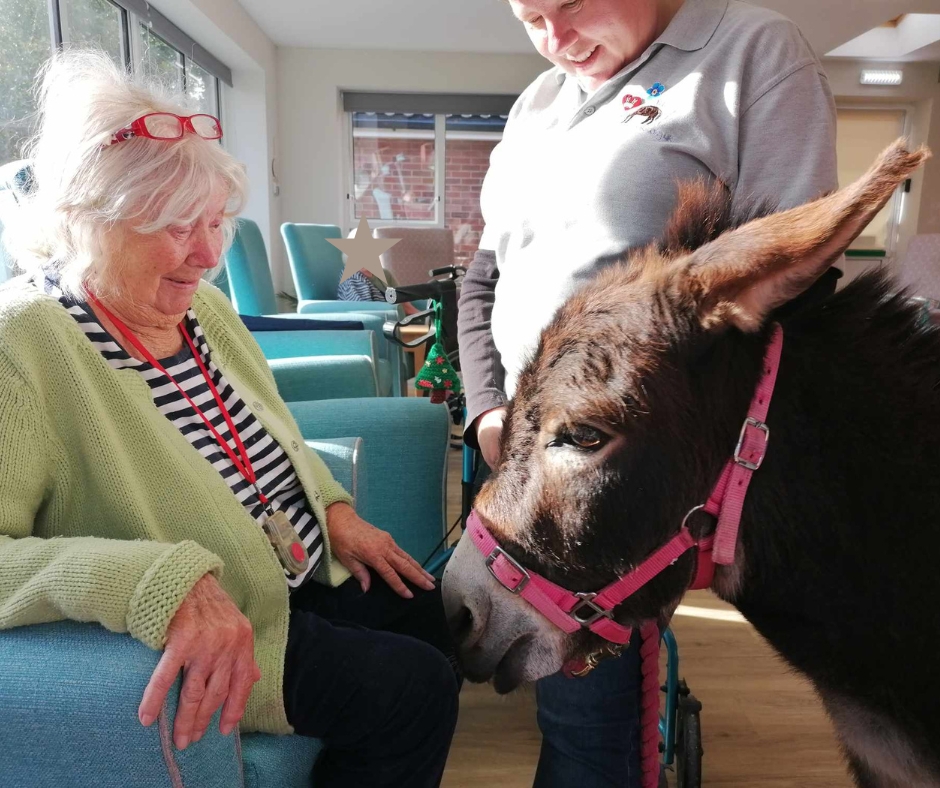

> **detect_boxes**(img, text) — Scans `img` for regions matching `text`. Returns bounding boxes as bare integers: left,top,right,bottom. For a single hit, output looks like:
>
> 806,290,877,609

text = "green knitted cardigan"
0,277,354,734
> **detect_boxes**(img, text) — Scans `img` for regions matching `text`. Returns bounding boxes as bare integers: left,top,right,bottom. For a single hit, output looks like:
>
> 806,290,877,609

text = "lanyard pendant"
262,509,310,575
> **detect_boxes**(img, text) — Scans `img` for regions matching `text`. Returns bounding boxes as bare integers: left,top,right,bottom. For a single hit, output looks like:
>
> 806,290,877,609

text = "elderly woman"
458,0,838,785
0,51,458,787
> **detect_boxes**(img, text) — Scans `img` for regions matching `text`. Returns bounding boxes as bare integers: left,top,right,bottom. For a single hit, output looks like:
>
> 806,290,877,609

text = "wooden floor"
439,448,850,787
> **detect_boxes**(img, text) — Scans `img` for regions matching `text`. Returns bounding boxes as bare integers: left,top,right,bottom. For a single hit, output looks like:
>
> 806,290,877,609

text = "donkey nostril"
450,605,474,644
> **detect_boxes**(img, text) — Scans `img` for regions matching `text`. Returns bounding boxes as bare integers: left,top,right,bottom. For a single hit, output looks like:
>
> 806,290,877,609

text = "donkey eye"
565,425,607,450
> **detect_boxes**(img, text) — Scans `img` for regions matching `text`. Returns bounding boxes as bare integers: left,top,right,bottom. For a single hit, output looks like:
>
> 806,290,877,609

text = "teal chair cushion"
281,223,345,301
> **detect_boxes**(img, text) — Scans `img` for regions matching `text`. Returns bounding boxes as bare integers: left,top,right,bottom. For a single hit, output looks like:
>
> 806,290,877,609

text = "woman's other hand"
327,502,436,598
477,406,507,469
138,573,261,749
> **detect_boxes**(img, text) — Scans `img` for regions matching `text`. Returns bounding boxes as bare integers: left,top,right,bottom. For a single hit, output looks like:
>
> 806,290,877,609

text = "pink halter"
467,326,783,788
468,323,783,639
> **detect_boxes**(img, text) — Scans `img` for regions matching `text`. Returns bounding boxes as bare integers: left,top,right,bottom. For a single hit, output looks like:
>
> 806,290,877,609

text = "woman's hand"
327,502,436,598
477,406,507,469
138,573,261,749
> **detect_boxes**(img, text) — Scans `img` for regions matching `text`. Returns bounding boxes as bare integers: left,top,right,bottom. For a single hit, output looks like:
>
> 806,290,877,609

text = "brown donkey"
442,140,939,787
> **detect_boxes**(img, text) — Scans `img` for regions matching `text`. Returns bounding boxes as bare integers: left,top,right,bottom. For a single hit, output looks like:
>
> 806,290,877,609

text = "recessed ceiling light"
860,69,903,86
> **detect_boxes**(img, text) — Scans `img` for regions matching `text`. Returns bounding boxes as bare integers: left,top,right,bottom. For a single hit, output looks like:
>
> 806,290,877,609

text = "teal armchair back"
281,223,344,301
281,223,402,318
224,218,279,315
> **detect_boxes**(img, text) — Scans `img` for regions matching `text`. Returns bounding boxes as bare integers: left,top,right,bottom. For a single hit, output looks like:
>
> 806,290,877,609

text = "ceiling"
828,12,940,60
236,0,940,60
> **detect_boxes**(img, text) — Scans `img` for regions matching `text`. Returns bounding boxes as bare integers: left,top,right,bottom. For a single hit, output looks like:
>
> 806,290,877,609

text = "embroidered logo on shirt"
624,105,662,125
622,94,644,111
620,83,672,141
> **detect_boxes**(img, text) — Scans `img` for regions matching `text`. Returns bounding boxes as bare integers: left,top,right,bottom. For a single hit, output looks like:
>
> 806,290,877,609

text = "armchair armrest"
305,437,364,506
253,313,406,397
252,329,379,361
287,398,450,562
0,621,242,788
298,301,403,321
255,330,389,399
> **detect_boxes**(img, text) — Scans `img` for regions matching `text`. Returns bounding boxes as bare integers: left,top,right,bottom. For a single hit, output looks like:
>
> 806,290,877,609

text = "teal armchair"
225,219,405,396
253,330,385,401
0,397,450,788
280,222,399,318
281,222,343,301
223,218,284,316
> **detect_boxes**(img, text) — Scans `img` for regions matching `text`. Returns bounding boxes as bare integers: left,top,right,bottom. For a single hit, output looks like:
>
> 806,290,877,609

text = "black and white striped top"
41,276,323,589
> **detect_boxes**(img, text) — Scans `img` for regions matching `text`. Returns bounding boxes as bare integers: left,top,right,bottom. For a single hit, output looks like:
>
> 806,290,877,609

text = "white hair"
6,49,248,300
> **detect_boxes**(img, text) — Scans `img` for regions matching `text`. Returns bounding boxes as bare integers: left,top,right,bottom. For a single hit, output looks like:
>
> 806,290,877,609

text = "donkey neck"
704,277,940,637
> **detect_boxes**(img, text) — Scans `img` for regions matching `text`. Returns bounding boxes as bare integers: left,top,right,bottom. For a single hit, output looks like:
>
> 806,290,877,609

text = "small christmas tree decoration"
415,306,461,403
415,340,461,403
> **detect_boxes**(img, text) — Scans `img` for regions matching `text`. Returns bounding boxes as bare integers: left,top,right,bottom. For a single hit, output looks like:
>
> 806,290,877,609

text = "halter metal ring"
569,592,614,627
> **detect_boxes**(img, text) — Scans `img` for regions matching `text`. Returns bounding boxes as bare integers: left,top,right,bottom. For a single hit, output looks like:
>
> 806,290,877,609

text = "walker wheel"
675,686,703,788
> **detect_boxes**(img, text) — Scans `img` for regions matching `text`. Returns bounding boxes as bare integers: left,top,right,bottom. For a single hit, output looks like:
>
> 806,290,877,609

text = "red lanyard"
87,295,271,508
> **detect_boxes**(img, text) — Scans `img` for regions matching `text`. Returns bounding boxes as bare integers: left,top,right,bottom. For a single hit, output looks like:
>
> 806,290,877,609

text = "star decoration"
326,218,401,270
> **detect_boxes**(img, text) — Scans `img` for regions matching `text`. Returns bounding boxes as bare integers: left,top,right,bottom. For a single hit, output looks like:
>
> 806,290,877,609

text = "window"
836,107,910,256
345,96,513,265
185,59,218,117
352,112,439,224
0,0,230,167
444,114,505,263
61,0,125,66
135,23,184,91
0,0,54,164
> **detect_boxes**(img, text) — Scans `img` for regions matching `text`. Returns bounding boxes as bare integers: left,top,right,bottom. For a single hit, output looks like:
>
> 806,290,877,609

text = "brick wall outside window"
445,138,499,263
352,134,499,266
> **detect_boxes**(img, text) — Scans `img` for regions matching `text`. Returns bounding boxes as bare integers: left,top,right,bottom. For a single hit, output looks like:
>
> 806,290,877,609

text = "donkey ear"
672,139,930,332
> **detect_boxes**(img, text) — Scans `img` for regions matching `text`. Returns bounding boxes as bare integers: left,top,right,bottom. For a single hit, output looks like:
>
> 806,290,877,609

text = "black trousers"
283,572,460,788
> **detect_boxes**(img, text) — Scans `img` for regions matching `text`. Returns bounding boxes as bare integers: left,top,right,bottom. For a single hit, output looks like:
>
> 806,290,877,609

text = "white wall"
274,47,940,292
150,0,280,276
275,48,547,293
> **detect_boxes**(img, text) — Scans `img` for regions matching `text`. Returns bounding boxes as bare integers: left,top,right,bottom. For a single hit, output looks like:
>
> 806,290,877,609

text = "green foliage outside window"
0,0,53,163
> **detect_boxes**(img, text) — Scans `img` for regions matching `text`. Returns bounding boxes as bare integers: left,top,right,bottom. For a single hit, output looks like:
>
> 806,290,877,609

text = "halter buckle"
734,417,770,471
569,592,614,627
485,547,531,594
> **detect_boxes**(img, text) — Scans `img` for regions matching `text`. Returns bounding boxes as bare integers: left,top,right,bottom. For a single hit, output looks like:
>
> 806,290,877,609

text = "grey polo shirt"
467,0,837,409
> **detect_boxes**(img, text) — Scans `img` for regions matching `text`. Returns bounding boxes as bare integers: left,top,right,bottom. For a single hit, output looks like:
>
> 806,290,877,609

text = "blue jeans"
533,629,643,788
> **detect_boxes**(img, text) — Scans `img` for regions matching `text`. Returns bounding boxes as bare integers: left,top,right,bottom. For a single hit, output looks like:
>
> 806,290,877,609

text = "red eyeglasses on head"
108,112,223,146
